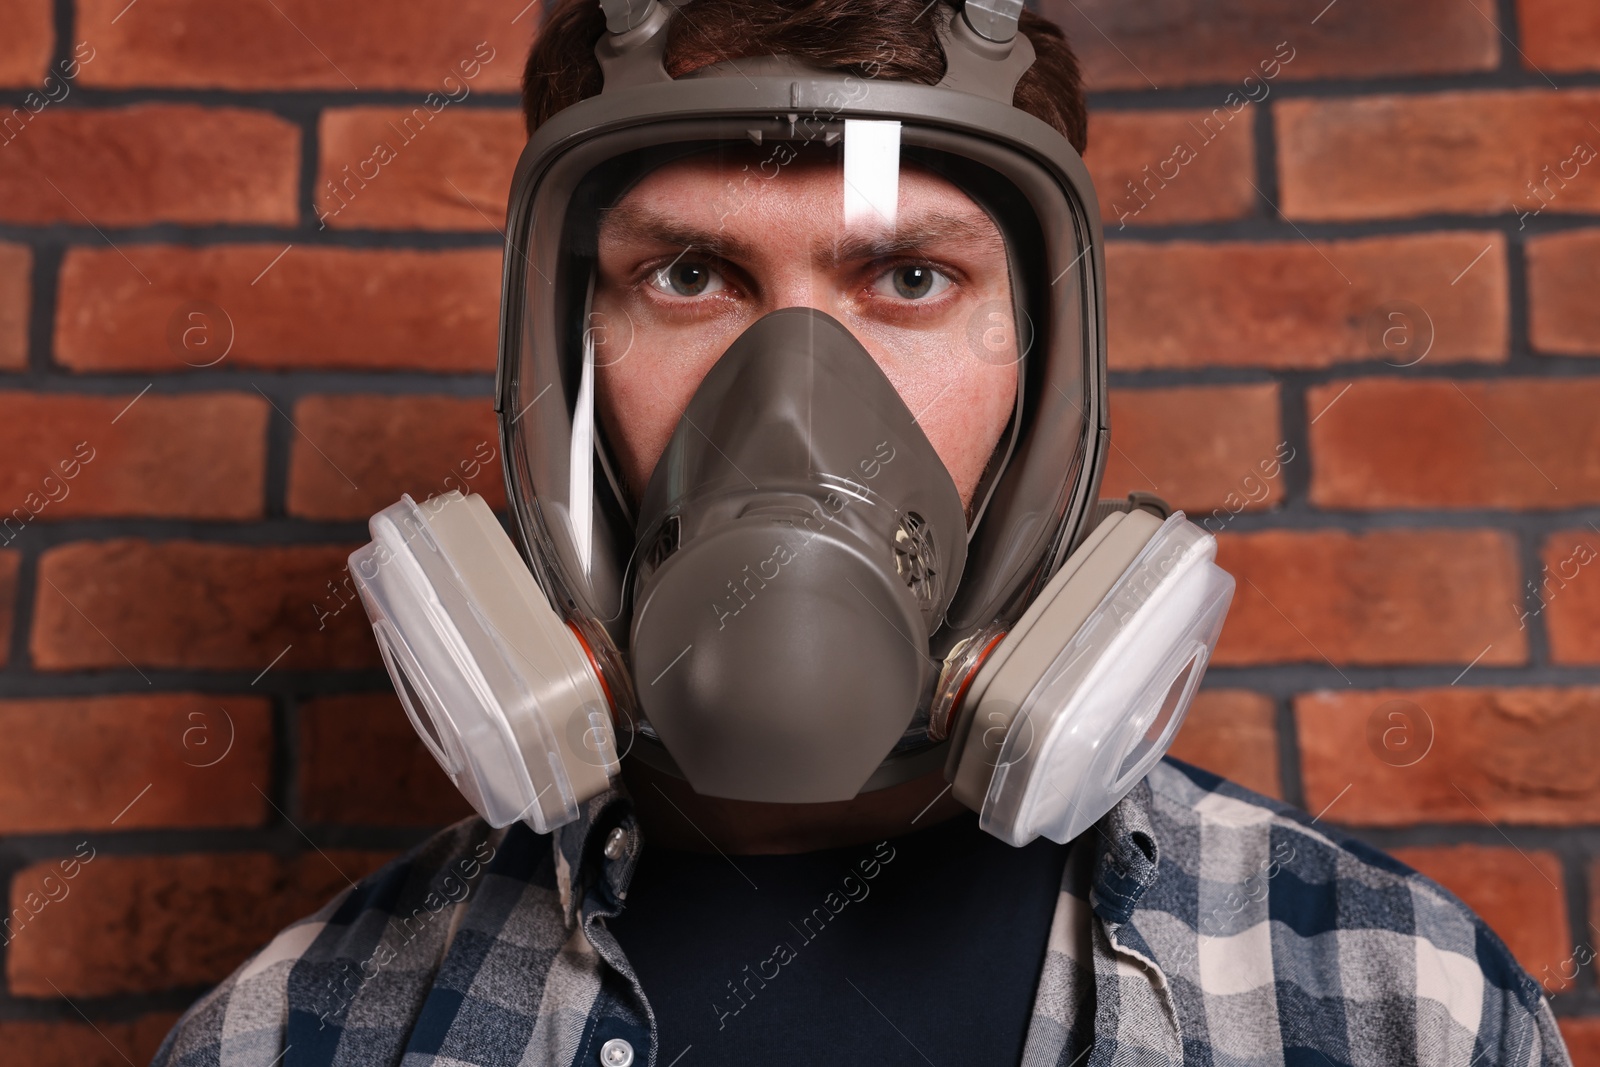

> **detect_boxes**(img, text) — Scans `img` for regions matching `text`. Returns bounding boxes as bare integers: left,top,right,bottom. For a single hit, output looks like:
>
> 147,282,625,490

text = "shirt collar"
551,776,641,929
550,771,1164,928
1084,775,1161,926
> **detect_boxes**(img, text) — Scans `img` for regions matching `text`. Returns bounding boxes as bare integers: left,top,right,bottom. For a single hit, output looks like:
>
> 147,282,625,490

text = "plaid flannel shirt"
151,757,1572,1067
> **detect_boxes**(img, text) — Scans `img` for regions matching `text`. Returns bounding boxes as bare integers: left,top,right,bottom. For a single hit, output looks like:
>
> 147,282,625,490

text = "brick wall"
0,0,524,1058
0,0,1597,1060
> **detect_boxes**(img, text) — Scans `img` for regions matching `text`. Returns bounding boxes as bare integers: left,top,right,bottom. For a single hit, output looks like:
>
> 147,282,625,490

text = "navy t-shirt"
605,807,1073,1066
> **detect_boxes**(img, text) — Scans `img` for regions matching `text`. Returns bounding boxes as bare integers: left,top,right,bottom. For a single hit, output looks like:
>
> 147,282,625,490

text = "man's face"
591,151,1020,511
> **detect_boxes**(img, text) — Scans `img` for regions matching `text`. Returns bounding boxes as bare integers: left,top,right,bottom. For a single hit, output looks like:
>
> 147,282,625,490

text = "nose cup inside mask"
628,307,969,803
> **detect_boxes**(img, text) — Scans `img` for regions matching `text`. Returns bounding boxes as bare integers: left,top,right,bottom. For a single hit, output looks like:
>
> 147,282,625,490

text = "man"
153,2,1571,1065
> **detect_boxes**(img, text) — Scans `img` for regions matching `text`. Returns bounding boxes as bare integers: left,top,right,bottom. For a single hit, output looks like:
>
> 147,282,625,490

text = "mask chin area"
627,307,968,804
631,516,931,802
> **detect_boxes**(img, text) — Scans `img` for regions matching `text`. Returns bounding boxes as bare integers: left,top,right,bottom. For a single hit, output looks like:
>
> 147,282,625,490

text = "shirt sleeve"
1521,992,1575,1067
148,818,502,1067
148,908,323,1067
1447,948,1576,1067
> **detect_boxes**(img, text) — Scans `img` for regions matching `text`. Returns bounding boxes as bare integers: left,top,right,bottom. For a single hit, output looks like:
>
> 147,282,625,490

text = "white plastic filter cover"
348,492,619,835
979,512,1235,847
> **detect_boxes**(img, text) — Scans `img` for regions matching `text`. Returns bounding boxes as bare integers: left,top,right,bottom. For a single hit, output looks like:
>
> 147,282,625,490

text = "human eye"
871,263,953,302
646,259,726,299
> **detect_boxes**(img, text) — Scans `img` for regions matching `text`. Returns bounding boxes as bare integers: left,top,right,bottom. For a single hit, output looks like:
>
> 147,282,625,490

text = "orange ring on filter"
566,620,617,713
939,629,1008,739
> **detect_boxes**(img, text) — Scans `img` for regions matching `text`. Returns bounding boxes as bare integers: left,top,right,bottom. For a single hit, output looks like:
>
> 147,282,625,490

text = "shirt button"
599,1037,634,1066
603,826,629,861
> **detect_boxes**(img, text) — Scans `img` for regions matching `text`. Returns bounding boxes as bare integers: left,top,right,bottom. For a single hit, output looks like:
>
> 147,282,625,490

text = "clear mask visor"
502,115,1097,738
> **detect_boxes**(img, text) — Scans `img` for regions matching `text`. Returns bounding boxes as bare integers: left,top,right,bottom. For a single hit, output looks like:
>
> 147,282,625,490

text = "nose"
756,262,845,325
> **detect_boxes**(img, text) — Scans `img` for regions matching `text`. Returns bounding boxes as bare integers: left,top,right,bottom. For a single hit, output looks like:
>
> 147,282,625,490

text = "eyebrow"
598,203,1007,267
599,205,763,264
831,213,1006,262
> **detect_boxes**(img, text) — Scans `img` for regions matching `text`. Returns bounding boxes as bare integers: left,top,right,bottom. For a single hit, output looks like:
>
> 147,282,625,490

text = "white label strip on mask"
843,119,902,230
569,323,596,574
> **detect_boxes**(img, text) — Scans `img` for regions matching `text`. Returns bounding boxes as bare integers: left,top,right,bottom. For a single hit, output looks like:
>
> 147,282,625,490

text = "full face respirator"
348,0,1236,848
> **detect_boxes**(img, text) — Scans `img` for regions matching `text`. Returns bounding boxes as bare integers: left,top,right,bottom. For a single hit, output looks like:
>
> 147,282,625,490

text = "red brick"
0,393,267,521
0,106,297,226
1542,530,1600,664
0,694,271,833
1035,0,1495,90
1308,379,1600,510
8,849,393,997
318,107,523,230
1104,384,1286,518
1389,845,1571,993
286,395,504,521
1296,687,1600,825
1214,530,1526,667
0,551,16,668
55,246,499,372
300,693,473,825
1278,90,1600,222
1085,109,1254,228
1560,1018,1600,1067
79,0,525,91
1520,0,1600,73
1107,235,1507,370
1166,689,1281,798
0,1014,182,1067
0,0,52,86
0,243,27,369
1528,230,1600,356
31,540,380,672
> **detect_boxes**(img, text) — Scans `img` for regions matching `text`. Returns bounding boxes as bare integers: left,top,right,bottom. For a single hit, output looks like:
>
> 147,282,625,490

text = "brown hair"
521,0,1087,153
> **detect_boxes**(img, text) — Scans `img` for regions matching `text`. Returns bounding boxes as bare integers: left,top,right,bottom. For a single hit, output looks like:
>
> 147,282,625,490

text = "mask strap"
579,268,637,531
595,0,674,92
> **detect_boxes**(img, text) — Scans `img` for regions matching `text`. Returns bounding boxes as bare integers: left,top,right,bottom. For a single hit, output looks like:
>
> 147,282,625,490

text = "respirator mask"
349,0,1235,848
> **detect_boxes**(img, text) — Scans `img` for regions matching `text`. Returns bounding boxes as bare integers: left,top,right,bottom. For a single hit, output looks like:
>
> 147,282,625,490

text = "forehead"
598,149,1001,240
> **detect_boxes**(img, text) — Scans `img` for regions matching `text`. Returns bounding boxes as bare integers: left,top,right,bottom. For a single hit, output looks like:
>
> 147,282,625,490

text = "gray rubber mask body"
629,307,969,803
